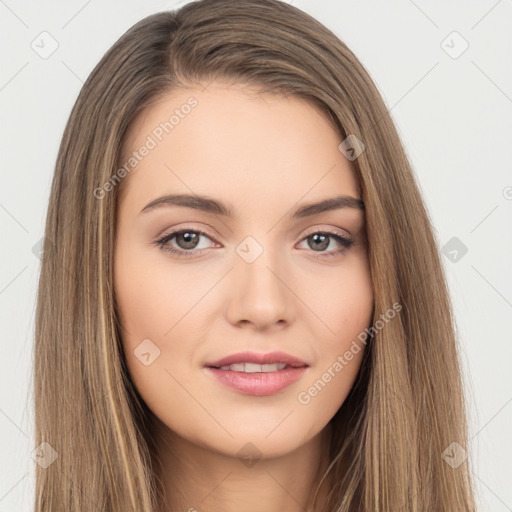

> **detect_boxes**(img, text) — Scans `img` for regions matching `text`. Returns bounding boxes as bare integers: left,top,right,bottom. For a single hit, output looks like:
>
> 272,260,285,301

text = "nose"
225,247,295,330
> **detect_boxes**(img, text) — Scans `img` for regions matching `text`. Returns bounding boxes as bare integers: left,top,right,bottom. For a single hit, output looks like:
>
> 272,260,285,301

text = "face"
113,80,374,460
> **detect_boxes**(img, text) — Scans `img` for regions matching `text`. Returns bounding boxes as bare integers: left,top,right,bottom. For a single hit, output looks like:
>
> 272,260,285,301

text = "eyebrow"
140,193,364,218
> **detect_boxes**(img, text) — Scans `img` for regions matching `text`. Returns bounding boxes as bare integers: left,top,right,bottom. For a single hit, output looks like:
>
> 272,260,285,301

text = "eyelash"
154,226,354,259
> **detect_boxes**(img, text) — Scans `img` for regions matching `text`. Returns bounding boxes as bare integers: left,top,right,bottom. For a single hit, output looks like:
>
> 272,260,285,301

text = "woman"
33,0,478,510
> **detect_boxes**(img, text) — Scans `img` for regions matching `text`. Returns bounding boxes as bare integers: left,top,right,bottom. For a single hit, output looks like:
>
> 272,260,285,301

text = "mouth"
204,350,309,369
207,362,307,372
203,352,309,396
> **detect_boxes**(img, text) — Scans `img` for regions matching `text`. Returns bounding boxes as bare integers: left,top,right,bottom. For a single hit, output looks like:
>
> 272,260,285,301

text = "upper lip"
205,351,309,368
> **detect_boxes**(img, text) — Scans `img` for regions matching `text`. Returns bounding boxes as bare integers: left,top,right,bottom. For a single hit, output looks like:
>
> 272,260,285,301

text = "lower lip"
204,366,308,396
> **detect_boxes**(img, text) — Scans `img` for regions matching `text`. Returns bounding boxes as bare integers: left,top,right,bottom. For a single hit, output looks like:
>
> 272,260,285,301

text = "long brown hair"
33,0,477,510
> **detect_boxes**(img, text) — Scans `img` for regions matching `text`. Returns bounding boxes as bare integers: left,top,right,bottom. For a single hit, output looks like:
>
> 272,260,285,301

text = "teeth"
218,362,288,372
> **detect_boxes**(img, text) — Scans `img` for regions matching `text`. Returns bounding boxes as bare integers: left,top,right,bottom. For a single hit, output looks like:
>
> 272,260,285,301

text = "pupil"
178,232,199,249
310,233,328,251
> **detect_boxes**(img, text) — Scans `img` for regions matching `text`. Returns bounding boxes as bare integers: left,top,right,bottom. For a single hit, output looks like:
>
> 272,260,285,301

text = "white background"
0,0,511,510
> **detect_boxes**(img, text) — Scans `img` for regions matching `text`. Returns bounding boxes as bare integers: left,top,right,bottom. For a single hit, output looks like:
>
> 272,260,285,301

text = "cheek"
299,253,374,342
115,265,174,346
293,255,373,417
113,247,186,398
114,242,203,343
114,247,217,420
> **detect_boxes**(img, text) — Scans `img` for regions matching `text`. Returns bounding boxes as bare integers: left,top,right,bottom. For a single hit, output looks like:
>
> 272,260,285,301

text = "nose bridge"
226,233,293,326
236,233,287,295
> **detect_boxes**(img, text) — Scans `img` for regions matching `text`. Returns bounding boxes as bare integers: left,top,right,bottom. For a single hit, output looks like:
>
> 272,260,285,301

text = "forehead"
118,80,360,215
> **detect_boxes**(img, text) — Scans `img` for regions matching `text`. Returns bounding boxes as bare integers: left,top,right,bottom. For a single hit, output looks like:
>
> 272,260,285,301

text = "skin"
114,79,374,512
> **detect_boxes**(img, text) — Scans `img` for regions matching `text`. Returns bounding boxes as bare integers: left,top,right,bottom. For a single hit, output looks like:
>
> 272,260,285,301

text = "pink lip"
203,351,309,396
205,350,308,368
204,366,308,396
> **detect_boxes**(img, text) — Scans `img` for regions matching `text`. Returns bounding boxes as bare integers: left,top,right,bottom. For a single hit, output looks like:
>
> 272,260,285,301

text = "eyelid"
155,223,355,262
300,225,352,240
156,224,352,246
156,223,219,243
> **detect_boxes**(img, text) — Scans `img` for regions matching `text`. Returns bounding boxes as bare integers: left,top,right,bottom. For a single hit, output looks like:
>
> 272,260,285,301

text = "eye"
297,230,354,258
154,227,354,259
155,228,217,258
